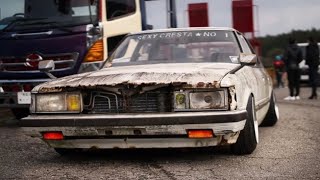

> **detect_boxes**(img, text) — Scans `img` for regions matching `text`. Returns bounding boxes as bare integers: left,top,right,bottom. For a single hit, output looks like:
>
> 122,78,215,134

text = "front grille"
85,90,172,114
92,92,122,113
0,53,78,72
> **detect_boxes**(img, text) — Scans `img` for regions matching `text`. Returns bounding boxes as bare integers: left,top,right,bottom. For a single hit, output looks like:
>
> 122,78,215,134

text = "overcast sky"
1,0,319,37
146,0,320,37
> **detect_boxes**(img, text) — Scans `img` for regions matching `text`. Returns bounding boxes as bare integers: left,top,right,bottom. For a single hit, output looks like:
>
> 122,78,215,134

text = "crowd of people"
273,37,319,100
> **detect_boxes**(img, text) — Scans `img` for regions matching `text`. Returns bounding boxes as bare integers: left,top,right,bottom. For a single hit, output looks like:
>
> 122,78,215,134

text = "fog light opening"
187,130,214,139
42,132,64,140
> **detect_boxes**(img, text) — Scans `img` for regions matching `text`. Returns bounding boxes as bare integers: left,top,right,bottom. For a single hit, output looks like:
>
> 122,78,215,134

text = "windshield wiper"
0,18,73,34
21,20,74,33
0,17,48,32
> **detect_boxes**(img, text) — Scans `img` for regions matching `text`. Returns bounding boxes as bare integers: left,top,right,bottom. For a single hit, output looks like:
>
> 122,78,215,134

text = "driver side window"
106,0,136,20
238,35,253,54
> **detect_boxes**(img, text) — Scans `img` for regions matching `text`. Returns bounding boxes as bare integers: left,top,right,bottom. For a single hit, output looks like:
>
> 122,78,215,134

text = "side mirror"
39,60,56,79
39,60,55,71
239,53,257,65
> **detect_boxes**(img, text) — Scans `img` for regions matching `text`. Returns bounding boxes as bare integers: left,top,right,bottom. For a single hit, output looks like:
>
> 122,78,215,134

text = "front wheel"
231,96,258,155
260,92,279,127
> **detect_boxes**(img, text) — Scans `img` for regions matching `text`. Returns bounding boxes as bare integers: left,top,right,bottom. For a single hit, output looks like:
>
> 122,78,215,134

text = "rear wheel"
11,108,29,120
260,92,279,127
231,96,258,155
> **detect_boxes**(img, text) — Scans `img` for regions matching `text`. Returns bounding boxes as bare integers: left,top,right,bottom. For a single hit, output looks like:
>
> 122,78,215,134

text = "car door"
237,34,270,108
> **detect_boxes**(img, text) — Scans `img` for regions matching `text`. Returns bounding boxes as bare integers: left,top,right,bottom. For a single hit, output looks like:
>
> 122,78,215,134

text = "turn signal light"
43,132,64,140
67,94,81,111
84,39,104,62
187,130,214,138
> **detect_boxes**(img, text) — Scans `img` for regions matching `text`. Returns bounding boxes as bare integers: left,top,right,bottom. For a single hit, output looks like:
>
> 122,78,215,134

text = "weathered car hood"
35,63,239,92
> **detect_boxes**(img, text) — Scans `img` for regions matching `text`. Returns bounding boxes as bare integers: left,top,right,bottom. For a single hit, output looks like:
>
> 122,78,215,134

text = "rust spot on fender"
33,64,234,91
197,82,205,87
212,81,220,88
39,87,63,93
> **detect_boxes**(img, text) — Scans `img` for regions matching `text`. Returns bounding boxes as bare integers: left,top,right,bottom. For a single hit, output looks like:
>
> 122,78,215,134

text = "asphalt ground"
0,109,17,126
0,87,319,180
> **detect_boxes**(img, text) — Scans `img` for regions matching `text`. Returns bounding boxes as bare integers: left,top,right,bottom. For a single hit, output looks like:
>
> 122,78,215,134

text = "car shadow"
46,146,236,163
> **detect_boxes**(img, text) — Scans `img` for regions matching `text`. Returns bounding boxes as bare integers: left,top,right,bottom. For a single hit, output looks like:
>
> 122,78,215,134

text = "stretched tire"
260,92,279,127
11,108,30,120
231,96,258,155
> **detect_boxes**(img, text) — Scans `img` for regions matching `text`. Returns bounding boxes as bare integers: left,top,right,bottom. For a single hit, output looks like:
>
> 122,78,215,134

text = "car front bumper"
21,110,247,149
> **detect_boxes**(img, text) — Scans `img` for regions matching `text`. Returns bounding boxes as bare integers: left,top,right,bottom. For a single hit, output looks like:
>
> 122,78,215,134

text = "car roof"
129,27,238,35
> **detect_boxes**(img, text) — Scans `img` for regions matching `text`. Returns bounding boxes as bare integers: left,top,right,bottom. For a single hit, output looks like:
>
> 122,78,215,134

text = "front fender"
220,74,253,111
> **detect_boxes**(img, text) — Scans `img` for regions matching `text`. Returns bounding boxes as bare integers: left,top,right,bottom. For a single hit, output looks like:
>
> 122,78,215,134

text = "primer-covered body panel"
34,63,239,92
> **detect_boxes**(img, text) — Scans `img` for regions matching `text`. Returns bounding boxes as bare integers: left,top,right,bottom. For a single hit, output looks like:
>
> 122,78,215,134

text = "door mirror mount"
38,60,57,79
239,53,257,65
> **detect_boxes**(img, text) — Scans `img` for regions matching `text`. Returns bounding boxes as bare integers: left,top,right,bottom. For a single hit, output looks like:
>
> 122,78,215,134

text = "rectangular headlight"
190,91,227,110
35,93,82,113
174,89,228,111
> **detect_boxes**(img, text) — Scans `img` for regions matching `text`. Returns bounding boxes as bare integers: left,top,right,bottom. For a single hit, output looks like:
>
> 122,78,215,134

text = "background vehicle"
21,28,278,155
0,0,177,119
298,43,320,83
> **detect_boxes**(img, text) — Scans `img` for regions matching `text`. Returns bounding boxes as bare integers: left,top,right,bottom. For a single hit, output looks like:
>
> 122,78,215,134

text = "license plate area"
103,128,146,136
17,92,31,104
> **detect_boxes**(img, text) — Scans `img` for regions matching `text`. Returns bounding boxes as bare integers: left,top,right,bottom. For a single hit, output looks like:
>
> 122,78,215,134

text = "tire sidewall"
231,96,258,155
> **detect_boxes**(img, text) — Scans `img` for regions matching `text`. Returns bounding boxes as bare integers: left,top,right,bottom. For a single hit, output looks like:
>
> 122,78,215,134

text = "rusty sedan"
21,27,279,155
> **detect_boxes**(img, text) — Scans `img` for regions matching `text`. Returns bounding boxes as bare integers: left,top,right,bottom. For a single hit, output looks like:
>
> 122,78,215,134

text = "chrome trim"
25,110,247,120
92,92,119,112
87,90,169,113
0,52,78,73
0,79,51,84
11,31,53,38
256,98,270,110
48,59,74,65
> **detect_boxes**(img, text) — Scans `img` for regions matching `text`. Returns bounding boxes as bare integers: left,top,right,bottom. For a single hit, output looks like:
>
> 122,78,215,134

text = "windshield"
106,30,241,67
0,0,98,31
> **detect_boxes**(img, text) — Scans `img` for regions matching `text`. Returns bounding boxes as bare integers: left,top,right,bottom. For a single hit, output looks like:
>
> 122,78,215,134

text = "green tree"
258,28,320,58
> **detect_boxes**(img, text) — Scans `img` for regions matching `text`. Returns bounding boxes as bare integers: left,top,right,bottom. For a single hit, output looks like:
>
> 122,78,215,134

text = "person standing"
273,55,285,88
283,37,303,100
306,37,319,99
